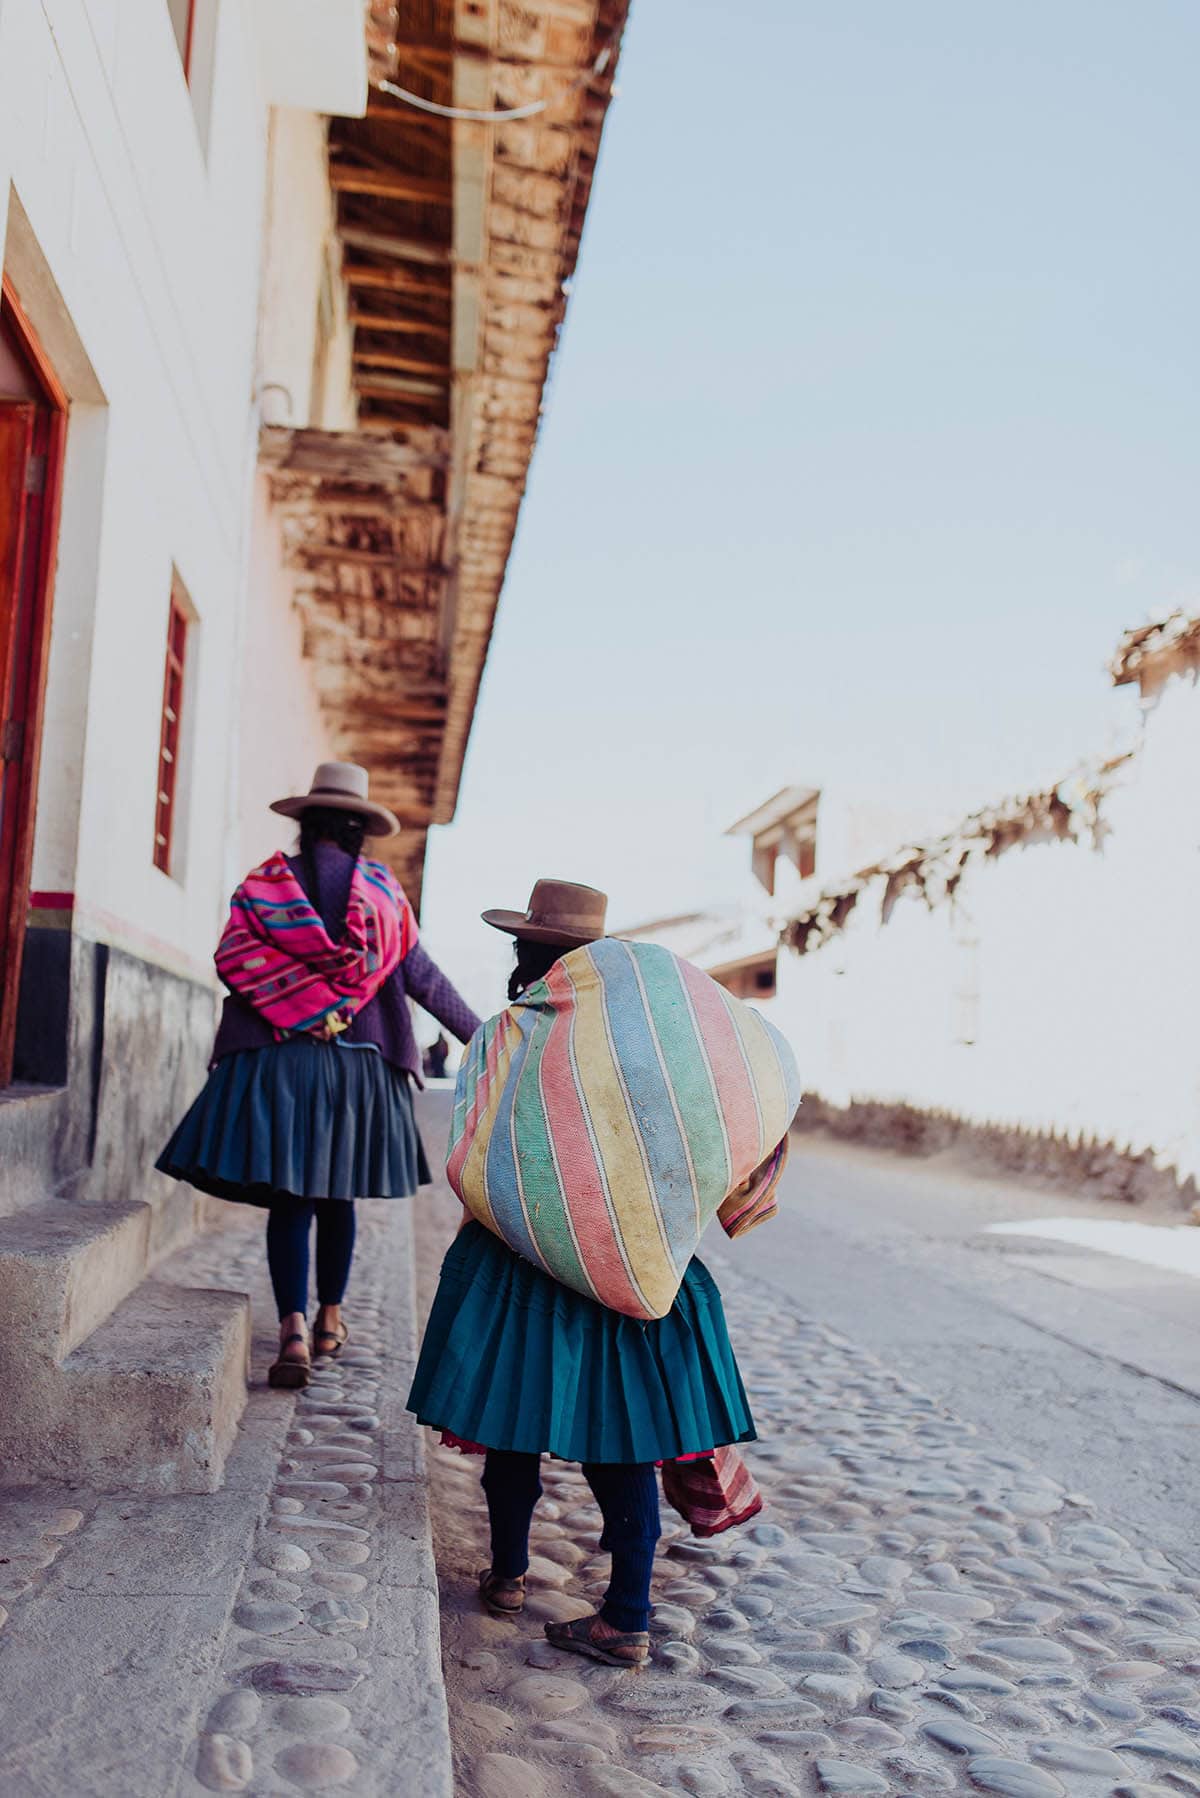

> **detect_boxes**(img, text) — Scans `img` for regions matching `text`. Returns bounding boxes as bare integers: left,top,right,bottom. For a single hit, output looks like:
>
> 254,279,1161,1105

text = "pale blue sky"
421,0,1199,1011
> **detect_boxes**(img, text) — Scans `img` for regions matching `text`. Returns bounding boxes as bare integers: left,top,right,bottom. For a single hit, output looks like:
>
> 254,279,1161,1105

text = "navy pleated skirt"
408,1221,756,1465
157,1039,430,1205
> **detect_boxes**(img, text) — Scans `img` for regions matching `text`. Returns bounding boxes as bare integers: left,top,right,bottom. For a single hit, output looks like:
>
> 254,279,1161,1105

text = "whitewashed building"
763,616,1200,1206
0,0,626,1487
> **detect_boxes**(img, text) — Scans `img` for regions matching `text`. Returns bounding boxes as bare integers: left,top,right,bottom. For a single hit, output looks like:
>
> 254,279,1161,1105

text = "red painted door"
0,287,66,1085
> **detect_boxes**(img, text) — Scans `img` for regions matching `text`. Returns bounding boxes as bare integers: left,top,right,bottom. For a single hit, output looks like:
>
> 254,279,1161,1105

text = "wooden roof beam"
356,373,449,400
330,167,451,206
338,225,451,267
290,544,448,570
354,349,451,378
349,311,451,338
357,415,441,435
386,32,597,72
343,264,450,299
363,100,454,129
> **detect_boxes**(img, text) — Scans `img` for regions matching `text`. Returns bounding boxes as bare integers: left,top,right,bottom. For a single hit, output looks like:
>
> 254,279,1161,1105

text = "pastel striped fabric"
215,853,415,1037
447,938,800,1321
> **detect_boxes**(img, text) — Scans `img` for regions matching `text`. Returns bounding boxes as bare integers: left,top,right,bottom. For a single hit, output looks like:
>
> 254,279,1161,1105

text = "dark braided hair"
508,938,582,1003
299,806,368,941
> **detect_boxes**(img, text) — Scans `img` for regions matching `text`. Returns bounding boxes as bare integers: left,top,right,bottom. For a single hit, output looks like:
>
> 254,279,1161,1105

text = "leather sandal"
544,1614,649,1667
268,1332,311,1390
313,1320,349,1358
478,1568,526,1616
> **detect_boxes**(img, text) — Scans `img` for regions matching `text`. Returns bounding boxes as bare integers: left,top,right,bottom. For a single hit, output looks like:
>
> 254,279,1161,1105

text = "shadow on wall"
794,1092,1198,1213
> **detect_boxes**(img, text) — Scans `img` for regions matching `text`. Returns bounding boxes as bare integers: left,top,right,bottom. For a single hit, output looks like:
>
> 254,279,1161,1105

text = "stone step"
0,1198,251,1493
0,1196,153,1373
56,1279,250,1493
6,1276,250,1492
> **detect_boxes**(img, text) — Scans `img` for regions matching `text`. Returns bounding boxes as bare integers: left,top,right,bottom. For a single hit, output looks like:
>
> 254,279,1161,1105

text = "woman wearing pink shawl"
158,764,479,1388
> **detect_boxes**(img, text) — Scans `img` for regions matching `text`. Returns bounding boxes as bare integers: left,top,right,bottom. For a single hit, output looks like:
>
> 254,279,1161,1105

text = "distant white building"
768,613,1200,1205
623,783,949,1006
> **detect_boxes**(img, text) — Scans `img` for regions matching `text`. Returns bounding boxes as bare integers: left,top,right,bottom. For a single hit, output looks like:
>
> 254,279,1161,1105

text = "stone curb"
371,1194,455,1797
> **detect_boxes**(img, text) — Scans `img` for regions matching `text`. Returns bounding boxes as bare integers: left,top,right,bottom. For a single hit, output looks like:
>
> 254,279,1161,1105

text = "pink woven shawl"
215,852,416,1037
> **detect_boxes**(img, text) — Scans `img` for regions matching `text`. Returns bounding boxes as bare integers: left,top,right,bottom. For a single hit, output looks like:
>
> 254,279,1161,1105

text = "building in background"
0,0,626,1488
773,613,1197,1204
622,786,950,1005
629,619,1200,1208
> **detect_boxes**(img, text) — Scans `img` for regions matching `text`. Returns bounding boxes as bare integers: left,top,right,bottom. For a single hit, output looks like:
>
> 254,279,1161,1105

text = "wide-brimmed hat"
482,879,608,947
270,762,399,838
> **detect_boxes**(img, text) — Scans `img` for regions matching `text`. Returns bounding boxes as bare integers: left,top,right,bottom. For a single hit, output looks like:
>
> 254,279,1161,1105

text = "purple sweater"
211,842,481,1082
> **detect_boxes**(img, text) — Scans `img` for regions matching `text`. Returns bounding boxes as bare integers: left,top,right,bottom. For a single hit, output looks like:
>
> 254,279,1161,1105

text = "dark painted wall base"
0,927,217,1224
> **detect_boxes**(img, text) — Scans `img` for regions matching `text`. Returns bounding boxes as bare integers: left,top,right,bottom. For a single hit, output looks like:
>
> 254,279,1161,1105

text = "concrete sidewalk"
0,1191,452,1796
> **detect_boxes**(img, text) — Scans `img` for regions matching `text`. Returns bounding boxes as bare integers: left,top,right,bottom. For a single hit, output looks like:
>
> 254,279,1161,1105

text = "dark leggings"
266,1197,357,1320
482,1450,660,1633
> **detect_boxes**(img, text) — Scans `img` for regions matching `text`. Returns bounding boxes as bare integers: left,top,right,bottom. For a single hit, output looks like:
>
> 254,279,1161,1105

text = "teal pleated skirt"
157,1039,430,1205
408,1221,756,1464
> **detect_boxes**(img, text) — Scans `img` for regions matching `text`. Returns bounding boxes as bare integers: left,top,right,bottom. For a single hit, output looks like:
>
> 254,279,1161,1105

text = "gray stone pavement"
0,1198,451,1798
412,1132,1200,1798
2,1107,1199,1797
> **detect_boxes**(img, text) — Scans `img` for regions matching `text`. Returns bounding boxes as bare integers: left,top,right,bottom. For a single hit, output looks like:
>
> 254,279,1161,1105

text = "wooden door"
0,285,66,1086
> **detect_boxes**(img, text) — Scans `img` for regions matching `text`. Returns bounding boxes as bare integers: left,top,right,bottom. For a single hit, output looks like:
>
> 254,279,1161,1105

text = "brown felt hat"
482,879,608,947
270,761,399,838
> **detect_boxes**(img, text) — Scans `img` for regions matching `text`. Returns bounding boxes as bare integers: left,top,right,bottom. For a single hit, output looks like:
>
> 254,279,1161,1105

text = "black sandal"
268,1332,311,1390
312,1320,349,1358
479,1568,526,1616
544,1614,649,1667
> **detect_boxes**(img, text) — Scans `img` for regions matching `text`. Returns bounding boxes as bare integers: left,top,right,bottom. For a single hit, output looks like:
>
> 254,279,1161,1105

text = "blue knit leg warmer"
481,1450,543,1579
582,1461,661,1633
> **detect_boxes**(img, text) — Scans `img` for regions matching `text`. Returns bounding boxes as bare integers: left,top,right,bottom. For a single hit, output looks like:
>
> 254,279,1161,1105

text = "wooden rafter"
342,264,450,298
356,373,448,400
349,311,451,338
353,349,450,377
329,167,450,206
338,225,451,266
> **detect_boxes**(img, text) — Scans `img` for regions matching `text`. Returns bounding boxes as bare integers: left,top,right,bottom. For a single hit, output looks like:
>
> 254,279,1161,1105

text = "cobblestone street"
416,1169,1200,1798
2,1114,1198,1795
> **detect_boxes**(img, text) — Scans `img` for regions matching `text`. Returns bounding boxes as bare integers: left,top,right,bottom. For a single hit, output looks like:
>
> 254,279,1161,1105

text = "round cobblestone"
308,1597,369,1633
273,1740,359,1788
965,1757,1066,1796
815,1759,891,1795
205,1691,261,1735
255,1541,310,1574
504,1673,589,1717
195,1732,253,1792
266,1696,352,1735
233,1601,304,1636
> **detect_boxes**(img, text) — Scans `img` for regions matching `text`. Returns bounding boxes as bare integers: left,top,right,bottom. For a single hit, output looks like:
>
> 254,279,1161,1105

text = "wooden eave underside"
266,1,627,906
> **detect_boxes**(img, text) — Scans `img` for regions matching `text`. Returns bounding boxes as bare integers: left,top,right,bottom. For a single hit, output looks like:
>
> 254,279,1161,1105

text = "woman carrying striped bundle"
407,878,799,1667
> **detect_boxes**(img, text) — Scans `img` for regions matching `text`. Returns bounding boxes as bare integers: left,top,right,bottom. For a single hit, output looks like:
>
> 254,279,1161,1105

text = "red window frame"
182,0,197,80
169,0,198,80
153,588,189,875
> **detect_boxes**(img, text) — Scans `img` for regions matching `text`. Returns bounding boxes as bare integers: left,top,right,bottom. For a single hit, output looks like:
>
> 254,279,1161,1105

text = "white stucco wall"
236,472,333,877
770,671,1200,1186
0,0,354,981
257,107,356,433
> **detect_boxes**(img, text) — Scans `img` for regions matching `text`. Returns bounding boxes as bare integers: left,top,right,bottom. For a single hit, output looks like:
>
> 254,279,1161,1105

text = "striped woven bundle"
447,938,800,1321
